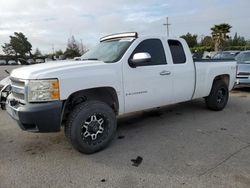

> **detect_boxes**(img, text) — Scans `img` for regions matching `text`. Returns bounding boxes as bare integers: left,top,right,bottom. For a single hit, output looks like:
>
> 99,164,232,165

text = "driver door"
123,39,173,113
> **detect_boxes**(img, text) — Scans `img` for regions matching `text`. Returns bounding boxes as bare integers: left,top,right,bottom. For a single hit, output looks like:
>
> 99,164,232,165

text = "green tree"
2,43,16,56
180,33,198,48
55,49,63,56
211,23,232,51
10,32,32,57
229,33,247,46
34,48,42,57
64,36,81,59
200,36,214,47
2,32,32,58
79,40,88,55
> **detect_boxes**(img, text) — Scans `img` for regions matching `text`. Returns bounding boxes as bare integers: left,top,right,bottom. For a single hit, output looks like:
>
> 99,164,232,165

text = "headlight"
27,79,60,102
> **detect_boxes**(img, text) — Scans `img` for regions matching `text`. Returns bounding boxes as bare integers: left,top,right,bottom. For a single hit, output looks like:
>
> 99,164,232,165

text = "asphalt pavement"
0,65,21,80
1,89,250,187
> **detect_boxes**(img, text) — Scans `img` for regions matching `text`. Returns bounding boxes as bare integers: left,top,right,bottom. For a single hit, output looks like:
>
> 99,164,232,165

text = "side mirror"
129,52,151,68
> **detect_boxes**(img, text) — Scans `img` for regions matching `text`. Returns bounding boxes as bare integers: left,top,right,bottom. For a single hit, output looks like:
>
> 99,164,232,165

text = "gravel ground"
0,88,250,188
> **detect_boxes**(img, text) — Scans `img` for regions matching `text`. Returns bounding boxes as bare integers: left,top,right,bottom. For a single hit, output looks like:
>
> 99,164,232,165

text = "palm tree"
211,23,232,51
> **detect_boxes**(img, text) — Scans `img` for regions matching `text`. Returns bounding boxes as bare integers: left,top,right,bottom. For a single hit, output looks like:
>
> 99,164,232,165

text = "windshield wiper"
81,58,99,61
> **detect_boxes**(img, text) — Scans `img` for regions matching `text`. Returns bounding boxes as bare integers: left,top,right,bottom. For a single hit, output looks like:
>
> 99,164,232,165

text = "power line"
163,17,171,37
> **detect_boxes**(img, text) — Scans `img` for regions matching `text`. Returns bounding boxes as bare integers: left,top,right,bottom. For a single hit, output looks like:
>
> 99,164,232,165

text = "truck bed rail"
193,58,236,62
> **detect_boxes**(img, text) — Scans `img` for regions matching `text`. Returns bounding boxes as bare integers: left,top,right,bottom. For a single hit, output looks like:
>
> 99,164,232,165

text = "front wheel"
65,101,117,154
205,80,229,111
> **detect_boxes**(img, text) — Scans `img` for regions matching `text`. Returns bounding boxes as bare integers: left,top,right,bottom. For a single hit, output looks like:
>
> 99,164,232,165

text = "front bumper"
234,78,250,88
6,96,63,133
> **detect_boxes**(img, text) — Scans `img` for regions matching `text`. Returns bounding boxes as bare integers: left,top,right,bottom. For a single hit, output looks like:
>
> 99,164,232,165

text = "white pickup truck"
0,32,237,154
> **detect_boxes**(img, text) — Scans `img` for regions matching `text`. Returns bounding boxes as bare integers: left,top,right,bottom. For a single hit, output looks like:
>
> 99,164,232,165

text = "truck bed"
193,60,237,99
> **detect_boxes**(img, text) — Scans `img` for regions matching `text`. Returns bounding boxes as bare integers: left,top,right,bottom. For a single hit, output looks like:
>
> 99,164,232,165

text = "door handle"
160,70,171,75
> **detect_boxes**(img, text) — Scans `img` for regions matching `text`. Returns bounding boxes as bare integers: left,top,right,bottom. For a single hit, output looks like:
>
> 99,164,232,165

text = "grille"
10,77,26,103
237,72,250,79
12,92,25,100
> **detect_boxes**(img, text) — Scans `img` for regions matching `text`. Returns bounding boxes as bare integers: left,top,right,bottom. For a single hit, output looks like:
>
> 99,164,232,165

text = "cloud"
0,0,249,54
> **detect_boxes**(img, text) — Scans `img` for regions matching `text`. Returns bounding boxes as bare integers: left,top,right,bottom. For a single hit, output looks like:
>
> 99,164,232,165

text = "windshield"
81,38,134,63
236,52,250,64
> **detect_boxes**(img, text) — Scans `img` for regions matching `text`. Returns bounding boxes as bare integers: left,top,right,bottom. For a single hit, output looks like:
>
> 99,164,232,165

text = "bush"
190,46,213,53
191,46,250,53
223,46,250,51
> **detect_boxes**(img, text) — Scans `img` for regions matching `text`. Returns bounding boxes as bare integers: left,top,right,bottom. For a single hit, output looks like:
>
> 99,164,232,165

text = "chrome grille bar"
10,77,26,103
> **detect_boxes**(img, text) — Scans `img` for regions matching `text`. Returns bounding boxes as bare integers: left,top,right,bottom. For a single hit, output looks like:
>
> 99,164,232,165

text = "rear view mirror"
129,52,151,68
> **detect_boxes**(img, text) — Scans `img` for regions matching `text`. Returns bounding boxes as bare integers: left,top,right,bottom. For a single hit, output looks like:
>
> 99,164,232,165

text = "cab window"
168,40,186,64
130,39,167,66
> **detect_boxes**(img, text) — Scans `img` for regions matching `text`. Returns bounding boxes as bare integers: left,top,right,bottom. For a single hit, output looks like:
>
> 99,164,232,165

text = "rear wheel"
205,80,229,111
65,100,117,154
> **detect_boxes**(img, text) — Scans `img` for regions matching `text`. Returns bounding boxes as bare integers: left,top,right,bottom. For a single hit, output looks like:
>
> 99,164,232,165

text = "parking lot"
0,65,20,80
0,82,250,187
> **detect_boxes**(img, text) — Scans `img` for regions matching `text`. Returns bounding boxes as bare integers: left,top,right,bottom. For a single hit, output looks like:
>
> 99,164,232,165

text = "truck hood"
10,60,105,79
0,76,10,87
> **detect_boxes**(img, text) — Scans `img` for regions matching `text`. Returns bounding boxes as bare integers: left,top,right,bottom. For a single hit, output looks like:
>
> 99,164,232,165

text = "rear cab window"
168,40,186,64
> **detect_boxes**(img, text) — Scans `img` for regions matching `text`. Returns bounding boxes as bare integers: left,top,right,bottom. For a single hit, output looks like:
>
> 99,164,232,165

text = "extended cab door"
123,38,173,113
167,39,195,103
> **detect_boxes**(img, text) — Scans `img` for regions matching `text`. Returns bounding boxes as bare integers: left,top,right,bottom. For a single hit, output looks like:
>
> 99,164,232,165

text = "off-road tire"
205,80,229,111
64,100,117,154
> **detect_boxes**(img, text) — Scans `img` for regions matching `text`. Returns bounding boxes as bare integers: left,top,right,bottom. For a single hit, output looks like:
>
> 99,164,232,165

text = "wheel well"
213,74,230,87
62,87,119,122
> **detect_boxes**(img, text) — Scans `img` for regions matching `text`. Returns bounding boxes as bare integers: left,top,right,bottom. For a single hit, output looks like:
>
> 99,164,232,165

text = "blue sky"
0,0,249,54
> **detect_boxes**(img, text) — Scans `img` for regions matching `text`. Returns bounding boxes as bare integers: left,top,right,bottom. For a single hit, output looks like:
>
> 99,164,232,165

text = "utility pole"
163,17,171,37
80,39,83,55
52,44,55,60
52,44,55,54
